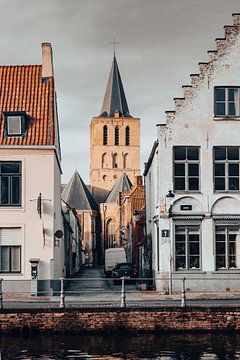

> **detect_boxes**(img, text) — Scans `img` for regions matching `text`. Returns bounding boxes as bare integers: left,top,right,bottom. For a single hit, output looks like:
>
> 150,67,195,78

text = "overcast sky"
0,0,239,183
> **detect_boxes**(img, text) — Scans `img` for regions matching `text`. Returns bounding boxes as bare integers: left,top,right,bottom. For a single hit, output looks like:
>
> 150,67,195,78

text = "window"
215,226,239,270
103,125,108,145
215,87,240,117
0,228,22,273
102,153,107,168
113,153,118,168
0,162,21,206
125,126,130,145
173,147,200,191
123,153,128,169
214,147,240,191
115,126,119,145
4,112,27,137
175,225,200,270
0,246,21,272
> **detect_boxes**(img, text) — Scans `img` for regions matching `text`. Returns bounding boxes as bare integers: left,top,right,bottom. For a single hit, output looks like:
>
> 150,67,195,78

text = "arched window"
123,153,129,169
113,153,118,168
125,126,130,145
102,153,107,168
115,126,119,145
103,175,107,182
103,125,108,145
106,218,115,248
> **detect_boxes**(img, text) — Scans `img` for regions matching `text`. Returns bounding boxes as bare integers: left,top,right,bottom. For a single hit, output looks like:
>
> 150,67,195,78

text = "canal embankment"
1,306,240,334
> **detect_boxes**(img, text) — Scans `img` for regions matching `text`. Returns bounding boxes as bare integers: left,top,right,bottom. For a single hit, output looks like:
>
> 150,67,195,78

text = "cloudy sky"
0,0,239,182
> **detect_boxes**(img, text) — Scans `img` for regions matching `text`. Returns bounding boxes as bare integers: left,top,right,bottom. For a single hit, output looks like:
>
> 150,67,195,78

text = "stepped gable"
62,171,98,211
100,54,131,118
164,13,240,125
106,172,133,203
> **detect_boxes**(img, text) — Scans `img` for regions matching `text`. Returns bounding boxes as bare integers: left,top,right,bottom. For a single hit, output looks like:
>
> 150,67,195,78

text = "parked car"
112,263,138,284
104,248,127,277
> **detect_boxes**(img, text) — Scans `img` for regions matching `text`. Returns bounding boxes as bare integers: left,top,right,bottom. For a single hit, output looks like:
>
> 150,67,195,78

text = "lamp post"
103,205,107,262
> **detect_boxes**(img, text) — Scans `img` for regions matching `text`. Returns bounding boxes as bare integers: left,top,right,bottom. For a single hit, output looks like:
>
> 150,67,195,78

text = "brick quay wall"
1,307,240,334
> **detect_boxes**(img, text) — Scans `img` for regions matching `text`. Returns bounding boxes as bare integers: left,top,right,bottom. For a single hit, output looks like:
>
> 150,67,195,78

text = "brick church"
63,53,142,265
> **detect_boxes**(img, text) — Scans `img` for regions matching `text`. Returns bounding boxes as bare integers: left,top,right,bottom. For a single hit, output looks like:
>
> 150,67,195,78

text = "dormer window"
214,87,240,117
4,112,27,137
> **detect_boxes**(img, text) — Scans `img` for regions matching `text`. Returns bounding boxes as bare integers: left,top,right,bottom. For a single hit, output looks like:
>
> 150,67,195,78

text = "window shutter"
0,228,22,245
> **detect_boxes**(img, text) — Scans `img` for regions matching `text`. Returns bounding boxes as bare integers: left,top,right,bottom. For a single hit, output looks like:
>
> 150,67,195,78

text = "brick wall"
1,307,240,334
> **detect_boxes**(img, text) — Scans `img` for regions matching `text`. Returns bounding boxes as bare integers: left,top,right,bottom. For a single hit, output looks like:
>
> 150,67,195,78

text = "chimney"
136,176,143,186
41,42,53,78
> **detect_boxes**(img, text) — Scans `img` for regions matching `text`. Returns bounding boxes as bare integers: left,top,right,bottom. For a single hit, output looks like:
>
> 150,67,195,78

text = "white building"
0,43,64,292
144,13,240,293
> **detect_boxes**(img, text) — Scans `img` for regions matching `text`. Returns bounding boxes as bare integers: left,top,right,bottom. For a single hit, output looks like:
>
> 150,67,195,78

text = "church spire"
100,55,131,117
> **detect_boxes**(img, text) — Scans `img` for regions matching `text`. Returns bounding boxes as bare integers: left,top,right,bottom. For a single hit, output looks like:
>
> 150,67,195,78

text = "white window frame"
215,225,240,270
175,225,201,271
173,147,200,192
214,146,240,192
214,87,240,117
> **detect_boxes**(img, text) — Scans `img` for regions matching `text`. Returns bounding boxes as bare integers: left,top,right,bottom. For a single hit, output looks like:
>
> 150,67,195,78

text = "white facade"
145,14,240,292
0,149,64,286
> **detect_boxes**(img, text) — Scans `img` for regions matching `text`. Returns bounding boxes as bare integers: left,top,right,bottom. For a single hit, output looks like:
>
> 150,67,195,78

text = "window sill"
214,116,240,121
174,191,202,194
214,191,239,193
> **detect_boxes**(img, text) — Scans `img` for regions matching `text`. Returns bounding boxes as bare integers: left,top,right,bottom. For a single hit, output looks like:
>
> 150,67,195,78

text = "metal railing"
0,275,239,309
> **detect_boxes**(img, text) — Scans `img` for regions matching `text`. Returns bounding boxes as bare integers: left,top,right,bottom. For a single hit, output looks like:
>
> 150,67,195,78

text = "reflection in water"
0,332,240,359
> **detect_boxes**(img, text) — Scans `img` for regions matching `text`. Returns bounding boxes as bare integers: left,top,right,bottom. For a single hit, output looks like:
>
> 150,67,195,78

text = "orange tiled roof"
0,65,55,146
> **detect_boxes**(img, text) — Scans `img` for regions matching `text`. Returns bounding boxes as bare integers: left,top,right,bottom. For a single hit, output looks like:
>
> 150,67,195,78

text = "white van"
104,248,127,277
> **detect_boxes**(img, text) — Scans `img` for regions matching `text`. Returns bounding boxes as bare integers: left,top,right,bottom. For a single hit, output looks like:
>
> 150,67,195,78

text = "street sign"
162,229,170,237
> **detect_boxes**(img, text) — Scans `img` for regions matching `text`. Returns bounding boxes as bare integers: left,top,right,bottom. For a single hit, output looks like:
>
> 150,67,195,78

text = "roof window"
4,112,27,137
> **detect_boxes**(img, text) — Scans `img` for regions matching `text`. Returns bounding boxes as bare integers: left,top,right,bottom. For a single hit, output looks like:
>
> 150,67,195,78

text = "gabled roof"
62,171,98,211
0,43,59,151
100,55,131,118
106,172,132,203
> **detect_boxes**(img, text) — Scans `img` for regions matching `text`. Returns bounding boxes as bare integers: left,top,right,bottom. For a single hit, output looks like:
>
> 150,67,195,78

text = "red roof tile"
0,65,55,146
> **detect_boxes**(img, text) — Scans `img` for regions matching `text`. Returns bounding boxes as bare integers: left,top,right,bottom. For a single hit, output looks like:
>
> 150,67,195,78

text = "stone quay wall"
1,307,240,334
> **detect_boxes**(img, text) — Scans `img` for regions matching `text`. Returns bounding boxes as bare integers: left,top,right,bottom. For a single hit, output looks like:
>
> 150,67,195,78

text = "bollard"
120,277,126,308
59,277,65,309
181,277,186,307
0,278,3,310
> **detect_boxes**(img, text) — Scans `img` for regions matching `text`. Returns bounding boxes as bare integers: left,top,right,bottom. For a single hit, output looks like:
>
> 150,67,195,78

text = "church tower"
90,55,140,203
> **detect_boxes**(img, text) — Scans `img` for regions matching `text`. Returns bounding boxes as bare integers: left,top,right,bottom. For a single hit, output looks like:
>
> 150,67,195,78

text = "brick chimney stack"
41,42,53,78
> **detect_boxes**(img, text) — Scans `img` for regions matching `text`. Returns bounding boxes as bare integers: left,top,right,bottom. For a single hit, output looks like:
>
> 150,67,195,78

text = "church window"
102,153,107,168
123,153,129,169
214,87,240,117
106,219,115,248
113,153,118,168
103,125,108,145
125,126,130,145
115,126,119,145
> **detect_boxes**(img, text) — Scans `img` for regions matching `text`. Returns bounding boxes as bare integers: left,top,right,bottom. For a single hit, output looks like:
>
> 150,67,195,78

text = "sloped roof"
106,172,132,203
0,64,56,146
100,55,131,117
62,171,98,211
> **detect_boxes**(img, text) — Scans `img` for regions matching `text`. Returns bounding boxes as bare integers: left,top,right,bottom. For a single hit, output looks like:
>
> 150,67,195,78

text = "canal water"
1,332,240,359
